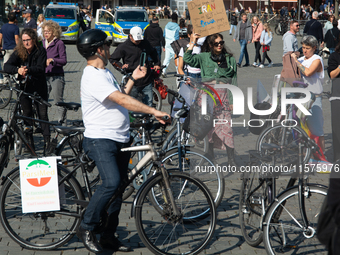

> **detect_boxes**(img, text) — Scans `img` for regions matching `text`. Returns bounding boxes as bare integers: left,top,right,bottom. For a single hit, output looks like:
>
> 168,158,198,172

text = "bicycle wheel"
263,185,327,255
152,87,162,111
0,165,84,250
150,146,224,218
239,170,268,247
256,124,312,167
135,171,216,255
0,81,12,109
162,127,209,153
275,24,281,36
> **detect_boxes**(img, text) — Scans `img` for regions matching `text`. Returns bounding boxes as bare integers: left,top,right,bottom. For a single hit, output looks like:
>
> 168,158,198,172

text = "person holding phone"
109,26,160,107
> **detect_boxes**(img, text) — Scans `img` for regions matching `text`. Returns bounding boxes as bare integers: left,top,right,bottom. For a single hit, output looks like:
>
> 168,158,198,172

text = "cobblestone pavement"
0,20,331,254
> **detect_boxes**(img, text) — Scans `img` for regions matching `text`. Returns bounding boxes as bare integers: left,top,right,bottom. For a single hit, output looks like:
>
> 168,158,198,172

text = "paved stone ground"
0,20,331,254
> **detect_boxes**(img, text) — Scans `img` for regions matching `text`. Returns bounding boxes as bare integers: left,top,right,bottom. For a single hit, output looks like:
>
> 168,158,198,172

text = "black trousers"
261,50,272,65
331,100,340,162
20,94,50,137
254,41,262,63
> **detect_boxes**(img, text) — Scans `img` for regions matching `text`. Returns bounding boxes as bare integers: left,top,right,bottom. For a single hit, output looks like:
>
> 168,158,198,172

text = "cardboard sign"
187,0,230,37
20,157,60,213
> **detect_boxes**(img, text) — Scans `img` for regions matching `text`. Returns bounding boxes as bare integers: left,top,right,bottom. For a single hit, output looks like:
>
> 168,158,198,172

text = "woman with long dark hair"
4,28,50,154
184,33,238,166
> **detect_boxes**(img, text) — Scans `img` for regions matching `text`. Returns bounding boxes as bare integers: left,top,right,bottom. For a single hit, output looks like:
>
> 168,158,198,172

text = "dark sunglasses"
213,41,224,47
104,40,111,47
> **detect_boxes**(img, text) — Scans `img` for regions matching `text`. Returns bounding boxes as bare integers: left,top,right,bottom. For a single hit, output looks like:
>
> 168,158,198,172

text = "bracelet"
129,75,136,82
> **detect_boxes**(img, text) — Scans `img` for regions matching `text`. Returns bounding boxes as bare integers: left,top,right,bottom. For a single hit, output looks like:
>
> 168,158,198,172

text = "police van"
44,2,82,42
95,6,149,45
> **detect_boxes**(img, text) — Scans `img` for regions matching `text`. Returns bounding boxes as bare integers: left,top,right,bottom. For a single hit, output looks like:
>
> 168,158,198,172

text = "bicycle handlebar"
166,88,185,103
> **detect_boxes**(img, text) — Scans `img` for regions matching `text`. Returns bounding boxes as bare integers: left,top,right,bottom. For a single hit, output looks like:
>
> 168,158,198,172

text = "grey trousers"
46,75,66,123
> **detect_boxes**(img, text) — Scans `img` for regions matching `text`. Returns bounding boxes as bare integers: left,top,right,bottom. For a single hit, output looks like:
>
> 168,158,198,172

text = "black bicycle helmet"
77,29,108,58
179,27,188,37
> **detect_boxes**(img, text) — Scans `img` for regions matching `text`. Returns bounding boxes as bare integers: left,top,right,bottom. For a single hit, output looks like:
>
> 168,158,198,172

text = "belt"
46,73,64,77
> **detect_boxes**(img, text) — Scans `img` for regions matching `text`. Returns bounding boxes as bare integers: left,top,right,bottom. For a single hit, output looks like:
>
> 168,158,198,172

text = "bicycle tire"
263,185,327,255
135,171,216,255
0,165,84,250
275,24,281,36
149,146,224,218
0,80,13,109
256,124,312,167
152,87,162,111
162,127,209,153
239,169,267,247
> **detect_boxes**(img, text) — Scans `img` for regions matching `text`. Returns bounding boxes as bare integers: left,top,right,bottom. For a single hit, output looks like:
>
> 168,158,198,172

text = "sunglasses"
213,41,224,47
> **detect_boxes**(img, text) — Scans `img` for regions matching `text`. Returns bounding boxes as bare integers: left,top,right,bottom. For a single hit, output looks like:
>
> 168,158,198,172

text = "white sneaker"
161,72,167,78
267,62,274,68
0,79,3,84
259,64,264,68
252,62,257,67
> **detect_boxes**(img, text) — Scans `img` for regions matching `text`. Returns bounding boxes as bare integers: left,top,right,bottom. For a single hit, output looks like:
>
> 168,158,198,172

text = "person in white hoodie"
259,23,273,68
162,13,180,77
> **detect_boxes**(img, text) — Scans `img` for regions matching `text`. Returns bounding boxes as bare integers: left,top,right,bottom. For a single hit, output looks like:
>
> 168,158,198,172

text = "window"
116,11,147,22
45,8,76,19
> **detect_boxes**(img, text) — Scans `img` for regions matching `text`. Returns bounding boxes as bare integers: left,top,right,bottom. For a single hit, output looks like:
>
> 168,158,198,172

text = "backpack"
171,38,190,58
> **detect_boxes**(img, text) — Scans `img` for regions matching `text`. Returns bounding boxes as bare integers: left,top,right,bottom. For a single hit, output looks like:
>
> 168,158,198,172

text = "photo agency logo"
200,85,312,128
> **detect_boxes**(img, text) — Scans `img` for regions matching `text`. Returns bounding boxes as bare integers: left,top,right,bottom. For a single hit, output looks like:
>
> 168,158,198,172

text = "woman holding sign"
183,33,238,167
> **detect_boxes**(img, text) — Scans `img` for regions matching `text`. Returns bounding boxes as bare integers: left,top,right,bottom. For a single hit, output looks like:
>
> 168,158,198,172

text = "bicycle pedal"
250,195,262,205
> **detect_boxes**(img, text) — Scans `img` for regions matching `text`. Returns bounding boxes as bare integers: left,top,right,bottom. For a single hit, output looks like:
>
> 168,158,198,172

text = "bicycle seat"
130,112,151,119
54,126,85,135
56,102,81,110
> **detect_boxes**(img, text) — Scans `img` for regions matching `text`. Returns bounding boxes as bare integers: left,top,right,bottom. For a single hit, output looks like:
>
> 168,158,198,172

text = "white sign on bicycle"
19,157,60,213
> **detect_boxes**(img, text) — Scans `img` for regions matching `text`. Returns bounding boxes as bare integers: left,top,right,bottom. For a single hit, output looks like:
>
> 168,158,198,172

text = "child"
259,23,274,68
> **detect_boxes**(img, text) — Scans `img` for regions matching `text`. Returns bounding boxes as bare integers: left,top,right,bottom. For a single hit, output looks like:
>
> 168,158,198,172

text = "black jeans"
261,50,272,65
331,100,340,162
20,94,50,137
254,42,262,63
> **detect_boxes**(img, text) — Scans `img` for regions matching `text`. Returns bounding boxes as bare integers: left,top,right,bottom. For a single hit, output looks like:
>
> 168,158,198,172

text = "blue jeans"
130,82,153,107
148,46,162,64
188,72,201,79
238,39,249,65
81,138,131,234
229,25,237,34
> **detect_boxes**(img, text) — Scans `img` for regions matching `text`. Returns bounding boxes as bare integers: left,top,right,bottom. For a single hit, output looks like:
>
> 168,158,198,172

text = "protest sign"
187,0,230,37
20,157,60,213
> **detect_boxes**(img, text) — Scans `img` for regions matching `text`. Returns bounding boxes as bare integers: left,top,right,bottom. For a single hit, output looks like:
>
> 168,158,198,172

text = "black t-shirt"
24,18,37,29
328,51,340,97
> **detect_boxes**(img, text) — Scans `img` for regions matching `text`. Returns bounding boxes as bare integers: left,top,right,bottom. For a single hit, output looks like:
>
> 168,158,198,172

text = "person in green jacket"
183,33,238,167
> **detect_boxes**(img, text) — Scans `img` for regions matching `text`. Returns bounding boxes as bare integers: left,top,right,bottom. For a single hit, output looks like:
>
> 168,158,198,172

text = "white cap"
130,26,143,41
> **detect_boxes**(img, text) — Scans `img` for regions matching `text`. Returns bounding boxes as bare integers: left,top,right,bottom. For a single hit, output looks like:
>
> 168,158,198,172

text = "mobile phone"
140,52,146,67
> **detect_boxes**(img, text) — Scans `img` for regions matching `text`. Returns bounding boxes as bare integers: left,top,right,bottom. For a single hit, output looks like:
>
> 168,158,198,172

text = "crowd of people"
2,4,340,253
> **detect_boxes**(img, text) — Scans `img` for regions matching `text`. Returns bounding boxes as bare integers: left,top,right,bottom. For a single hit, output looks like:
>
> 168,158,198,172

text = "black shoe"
77,226,103,254
242,63,250,67
236,63,241,68
99,236,132,252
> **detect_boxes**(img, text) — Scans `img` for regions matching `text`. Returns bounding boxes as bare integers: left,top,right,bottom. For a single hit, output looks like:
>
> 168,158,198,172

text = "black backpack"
171,38,190,58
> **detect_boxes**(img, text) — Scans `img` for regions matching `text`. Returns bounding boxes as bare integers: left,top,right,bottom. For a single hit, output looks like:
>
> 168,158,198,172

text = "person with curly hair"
41,20,67,125
4,28,50,153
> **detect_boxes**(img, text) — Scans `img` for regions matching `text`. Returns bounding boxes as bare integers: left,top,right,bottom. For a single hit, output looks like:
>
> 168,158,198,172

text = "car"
44,2,82,42
95,6,149,45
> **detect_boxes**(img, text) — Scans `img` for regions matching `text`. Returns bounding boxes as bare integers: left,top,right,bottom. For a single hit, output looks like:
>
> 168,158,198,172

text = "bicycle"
123,90,225,209
0,116,217,255
262,137,328,254
275,15,289,36
240,128,325,249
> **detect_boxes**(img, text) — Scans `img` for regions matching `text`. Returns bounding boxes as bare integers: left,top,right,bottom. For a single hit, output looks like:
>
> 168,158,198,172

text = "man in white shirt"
76,29,169,254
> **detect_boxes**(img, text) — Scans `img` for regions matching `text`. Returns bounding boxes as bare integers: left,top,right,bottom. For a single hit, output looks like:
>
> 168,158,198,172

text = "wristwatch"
128,74,136,82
